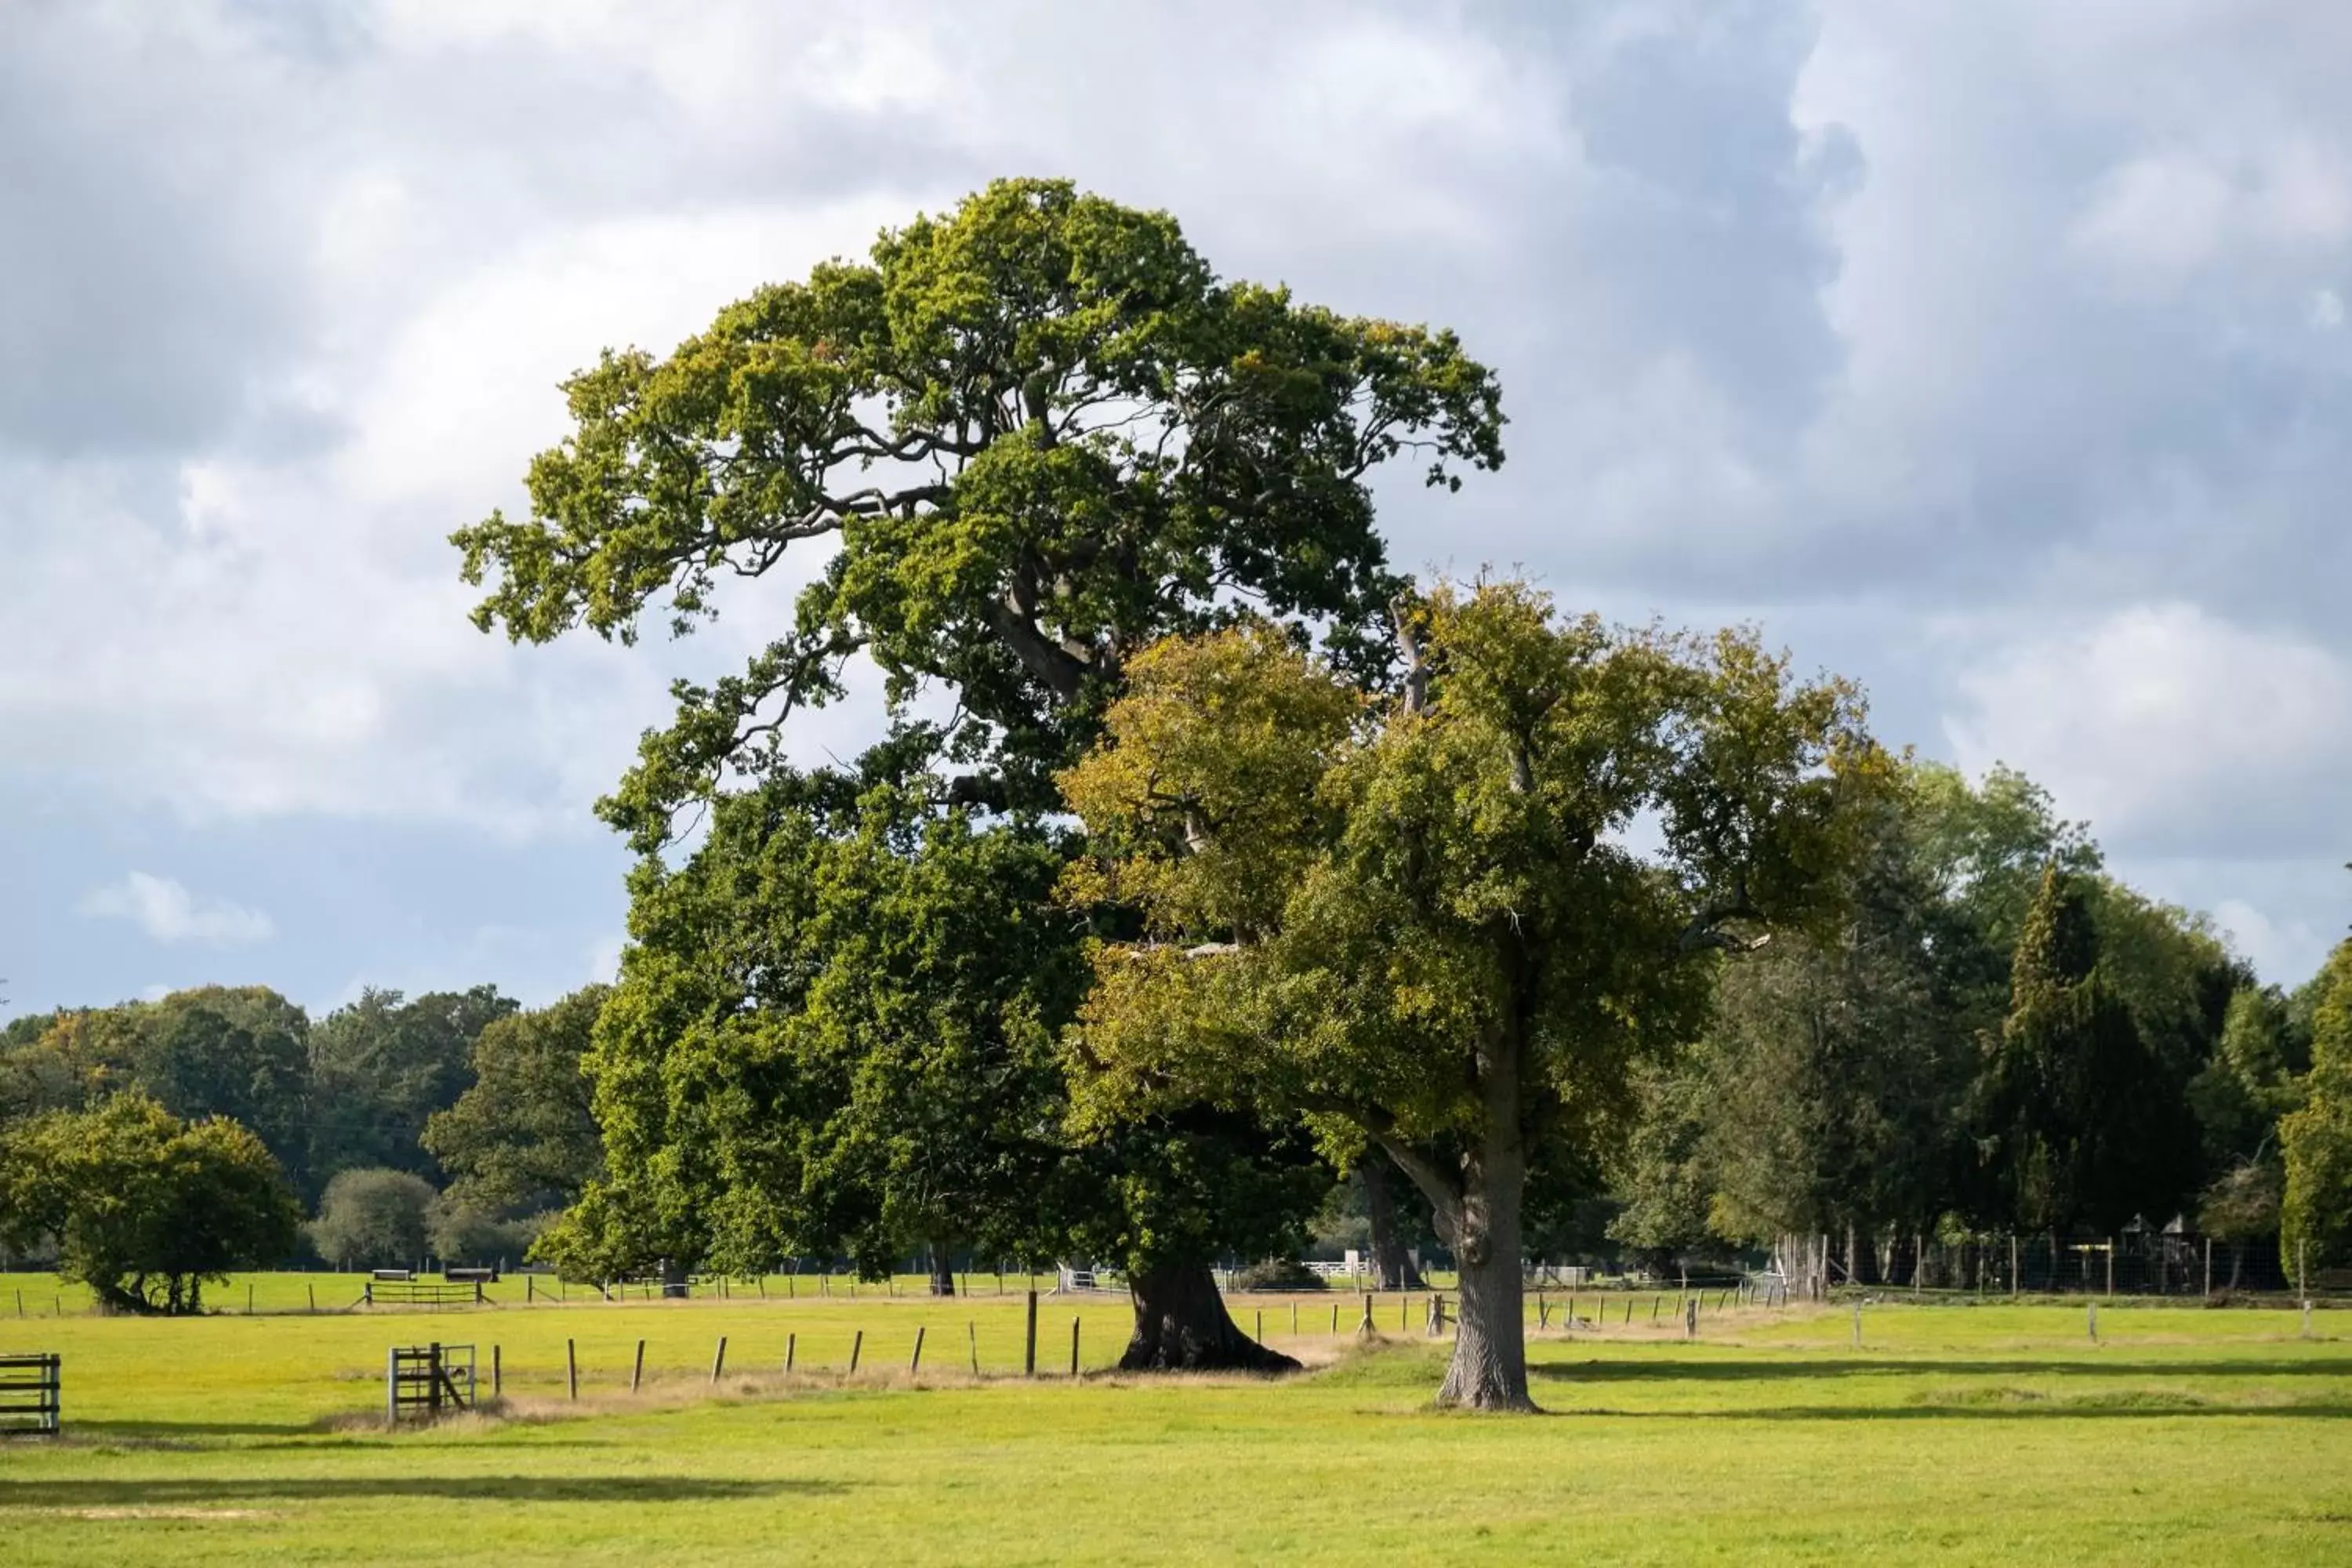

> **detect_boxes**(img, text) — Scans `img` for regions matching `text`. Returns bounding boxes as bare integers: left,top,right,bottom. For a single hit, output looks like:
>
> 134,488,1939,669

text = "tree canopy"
308,985,518,1190
0,1094,299,1314
1972,868,2200,1235
422,985,608,1218
1059,583,1879,1407
2282,938,2352,1274
452,176,1504,846
307,1166,437,1271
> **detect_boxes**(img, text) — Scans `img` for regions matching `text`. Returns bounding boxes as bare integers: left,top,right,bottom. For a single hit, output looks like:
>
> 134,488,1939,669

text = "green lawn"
1,1281,2345,1565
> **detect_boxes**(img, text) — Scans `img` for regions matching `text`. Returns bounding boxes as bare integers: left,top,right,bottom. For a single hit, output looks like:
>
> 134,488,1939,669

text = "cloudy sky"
4,0,2347,1016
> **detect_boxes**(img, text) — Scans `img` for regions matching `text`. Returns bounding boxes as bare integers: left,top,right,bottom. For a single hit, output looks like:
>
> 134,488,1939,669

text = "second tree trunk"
1120,1258,1300,1373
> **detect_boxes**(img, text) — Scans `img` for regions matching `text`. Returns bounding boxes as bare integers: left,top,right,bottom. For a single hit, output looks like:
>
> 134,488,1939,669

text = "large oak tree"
453,179,1501,1364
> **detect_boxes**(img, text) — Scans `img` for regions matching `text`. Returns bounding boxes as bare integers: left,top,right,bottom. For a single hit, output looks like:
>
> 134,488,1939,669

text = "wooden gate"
0,1353,60,1436
386,1342,476,1424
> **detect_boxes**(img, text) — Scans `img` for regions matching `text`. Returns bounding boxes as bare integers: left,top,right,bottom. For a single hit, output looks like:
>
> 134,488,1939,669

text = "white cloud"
1945,603,2352,857
4,0,2351,1004
78,873,276,948
2211,898,2326,982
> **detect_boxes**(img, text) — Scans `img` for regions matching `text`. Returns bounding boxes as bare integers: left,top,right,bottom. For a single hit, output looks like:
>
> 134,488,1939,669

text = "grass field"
2,1279,2347,1565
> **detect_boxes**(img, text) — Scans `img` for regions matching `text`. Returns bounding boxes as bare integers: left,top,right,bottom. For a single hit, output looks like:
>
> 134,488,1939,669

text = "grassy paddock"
0,1286,2346,1566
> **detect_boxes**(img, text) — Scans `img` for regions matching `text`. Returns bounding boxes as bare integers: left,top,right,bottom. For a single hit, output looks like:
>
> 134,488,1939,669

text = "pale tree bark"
927,1243,955,1297
1376,1028,1536,1412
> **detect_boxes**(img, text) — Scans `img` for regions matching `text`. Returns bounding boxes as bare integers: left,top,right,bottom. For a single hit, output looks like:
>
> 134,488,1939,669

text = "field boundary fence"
1769,1229,2344,1301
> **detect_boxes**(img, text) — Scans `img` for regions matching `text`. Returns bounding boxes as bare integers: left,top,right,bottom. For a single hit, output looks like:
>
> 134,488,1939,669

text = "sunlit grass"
1,1283,2345,1566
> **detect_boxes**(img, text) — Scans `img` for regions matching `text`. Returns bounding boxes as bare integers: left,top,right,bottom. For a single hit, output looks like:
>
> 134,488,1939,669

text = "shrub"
309,1167,437,1269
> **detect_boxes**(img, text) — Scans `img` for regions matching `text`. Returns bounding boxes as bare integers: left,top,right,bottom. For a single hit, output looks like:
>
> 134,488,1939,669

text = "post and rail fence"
0,1352,60,1436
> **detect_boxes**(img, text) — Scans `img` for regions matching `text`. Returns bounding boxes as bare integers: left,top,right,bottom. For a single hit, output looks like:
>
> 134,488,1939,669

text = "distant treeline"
0,982,605,1280
1602,762,2343,1280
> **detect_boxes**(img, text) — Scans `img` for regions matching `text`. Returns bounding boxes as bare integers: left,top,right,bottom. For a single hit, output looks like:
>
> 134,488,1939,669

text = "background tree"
1972,868,2198,1235
1060,585,1877,1408
455,178,1503,1363
1609,759,2023,1278
0,1094,298,1314
307,985,517,1192
421,985,607,1218
2281,938,2352,1275
307,1167,437,1270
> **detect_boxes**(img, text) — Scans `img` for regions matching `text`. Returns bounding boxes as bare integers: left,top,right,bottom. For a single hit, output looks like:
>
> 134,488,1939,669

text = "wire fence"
1766,1230,2343,1300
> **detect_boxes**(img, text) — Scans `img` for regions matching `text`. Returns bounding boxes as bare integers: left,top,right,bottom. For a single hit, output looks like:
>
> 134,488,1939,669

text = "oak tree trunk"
1420,1029,1534,1412
1362,1159,1428,1290
1435,1142,1532,1410
1120,1258,1300,1373
928,1245,955,1297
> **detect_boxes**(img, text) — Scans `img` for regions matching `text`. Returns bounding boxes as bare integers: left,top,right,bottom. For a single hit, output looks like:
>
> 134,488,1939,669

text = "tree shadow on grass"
1531,1357,2350,1383
1530,1401,2352,1421
0,1476,843,1508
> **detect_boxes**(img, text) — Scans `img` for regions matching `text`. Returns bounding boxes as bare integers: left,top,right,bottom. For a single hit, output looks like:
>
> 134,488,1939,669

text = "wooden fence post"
711,1336,728,1385
968,1321,979,1376
492,1345,502,1397
849,1330,863,1374
631,1339,645,1392
2106,1237,2115,1298
1069,1316,1081,1377
909,1326,925,1373
785,1333,797,1374
1024,1290,1039,1376
2089,1302,2099,1342
2010,1234,2020,1301
2203,1237,2212,1299
566,1338,578,1400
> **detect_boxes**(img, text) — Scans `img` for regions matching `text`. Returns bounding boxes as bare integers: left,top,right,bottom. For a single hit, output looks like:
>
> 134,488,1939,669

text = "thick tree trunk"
1431,1042,1534,1411
927,1245,955,1297
1362,1159,1427,1291
1439,1206,1531,1410
1120,1259,1300,1373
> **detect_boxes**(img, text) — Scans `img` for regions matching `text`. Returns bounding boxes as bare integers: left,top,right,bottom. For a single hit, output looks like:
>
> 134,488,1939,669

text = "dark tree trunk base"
1120,1260,1300,1373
